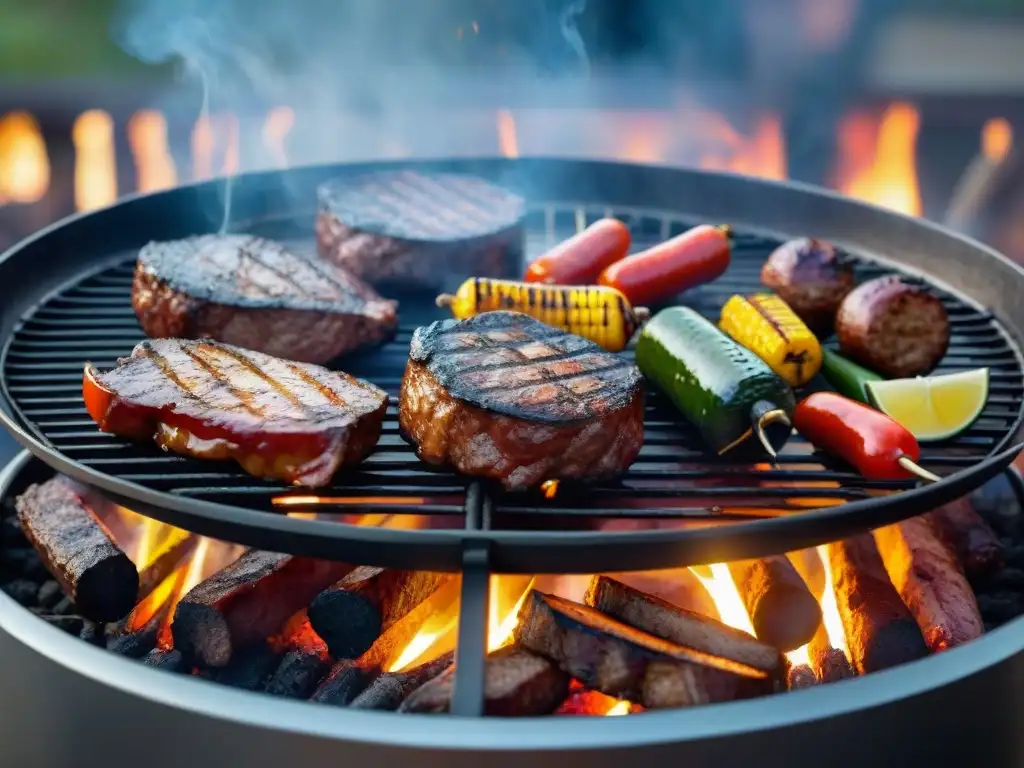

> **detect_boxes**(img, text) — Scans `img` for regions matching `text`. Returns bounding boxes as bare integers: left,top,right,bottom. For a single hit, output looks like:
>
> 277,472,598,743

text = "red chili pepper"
792,391,936,482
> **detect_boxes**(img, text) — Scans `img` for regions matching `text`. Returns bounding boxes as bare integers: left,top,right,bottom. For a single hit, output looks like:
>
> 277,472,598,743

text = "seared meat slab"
316,170,525,290
132,235,398,364
83,339,388,487
398,311,644,490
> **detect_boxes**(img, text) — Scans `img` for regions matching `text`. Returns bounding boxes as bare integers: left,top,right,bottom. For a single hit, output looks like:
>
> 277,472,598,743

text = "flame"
540,480,559,499
192,114,215,180
125,560,188,633
155,537,214,648
497,110,519,158
693,111,786,181
388,575,533,673
273,495,428,508
816,546,849,656
262,106,295,168
837,103,921,216
127,110,177,193
982,118,1013,163
606,700,631,716
71,109,117,211
0,111,50,204
221,113,240,175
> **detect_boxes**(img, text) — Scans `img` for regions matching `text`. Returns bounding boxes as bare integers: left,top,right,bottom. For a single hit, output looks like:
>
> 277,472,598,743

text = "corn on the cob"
435,277,648,352
719,293,822,386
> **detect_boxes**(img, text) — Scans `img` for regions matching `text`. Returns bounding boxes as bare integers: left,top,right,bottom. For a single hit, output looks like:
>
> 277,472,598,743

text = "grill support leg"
449,543,490,717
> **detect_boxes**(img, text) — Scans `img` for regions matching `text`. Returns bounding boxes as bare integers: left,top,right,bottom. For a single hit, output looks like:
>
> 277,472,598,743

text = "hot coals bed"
1,159,1024,767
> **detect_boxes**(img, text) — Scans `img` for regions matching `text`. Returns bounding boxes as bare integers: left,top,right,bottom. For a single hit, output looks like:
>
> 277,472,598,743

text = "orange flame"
155,537,213,648
262,106,295,168
192,114,215,180
71,109,117,211
0,111,50,204
816,545,849,656
837,103,921,216
127,110,177,193
982,118,1013,163
497,110,519,158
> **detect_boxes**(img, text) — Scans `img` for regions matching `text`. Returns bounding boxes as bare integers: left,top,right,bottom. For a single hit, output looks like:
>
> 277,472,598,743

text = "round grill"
1,159,1022,572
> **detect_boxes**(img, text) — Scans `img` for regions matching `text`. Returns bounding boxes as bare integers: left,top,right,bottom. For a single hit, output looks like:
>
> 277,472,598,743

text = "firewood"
584,575,782,678
172,551,353,667
399,645,570,716
929,497,1004,577
827,535,929,674
786,548,826,599
807,624,853,683
308,568,453,658
350,651,455,710
310,660,373,707
265,650,330,699
515,591,772,709
727,556,822,652
143,648,185,673
15,477,138,622
605,568,720,620
136,530,196,603
786,664,816,690
873,516,984,652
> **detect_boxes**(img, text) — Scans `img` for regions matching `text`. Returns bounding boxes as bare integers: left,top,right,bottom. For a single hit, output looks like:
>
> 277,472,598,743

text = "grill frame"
2,157,1024,576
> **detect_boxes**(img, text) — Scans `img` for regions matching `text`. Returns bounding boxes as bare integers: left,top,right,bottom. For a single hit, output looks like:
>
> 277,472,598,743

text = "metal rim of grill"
1,158,1023,575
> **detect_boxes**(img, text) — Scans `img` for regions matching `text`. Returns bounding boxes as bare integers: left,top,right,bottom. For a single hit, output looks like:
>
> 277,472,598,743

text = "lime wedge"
865,368,989,442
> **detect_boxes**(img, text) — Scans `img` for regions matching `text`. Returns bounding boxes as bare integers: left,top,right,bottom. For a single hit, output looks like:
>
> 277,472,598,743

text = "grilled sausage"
760,238,854,334
598,225,731,306
836,276,950,377
525,218,631,284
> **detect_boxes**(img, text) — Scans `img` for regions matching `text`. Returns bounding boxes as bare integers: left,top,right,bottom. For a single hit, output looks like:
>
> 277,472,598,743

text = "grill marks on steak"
316,170,525,289
399,312,644,490
132,235,398,364
83,339,388,487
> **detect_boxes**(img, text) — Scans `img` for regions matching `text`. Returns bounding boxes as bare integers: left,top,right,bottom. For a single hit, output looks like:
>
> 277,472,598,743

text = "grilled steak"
398,311,644,490
83,339,388,487
315,170,525,291
132,235,398,364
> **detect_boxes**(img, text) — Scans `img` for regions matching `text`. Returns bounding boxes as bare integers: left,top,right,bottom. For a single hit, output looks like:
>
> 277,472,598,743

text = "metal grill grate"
3,203,1022,537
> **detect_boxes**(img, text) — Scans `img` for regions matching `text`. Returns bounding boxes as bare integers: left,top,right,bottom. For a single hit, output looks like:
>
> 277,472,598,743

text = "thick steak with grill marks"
398,311,644,490
132,235,398,364
315,170,525,290
82,339,388,487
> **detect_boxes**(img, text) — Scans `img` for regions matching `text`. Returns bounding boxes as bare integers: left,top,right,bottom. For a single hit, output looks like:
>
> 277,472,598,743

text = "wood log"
136,530,196,603
399,645,570,716
359,577,462,670
605,568,719,620
786,664,816,690
827,535,929,674
143,648,185,673
786,548,826,599
727,556,822,652
265,650,330,699
584,575,782,678
515,591,772,709
807,624,853,683
107,605,167,659
308,568,453,659
172,551,353,667
15,477,138,622
310,659,373,706
873,517,984,652
929,497,1004,577
350,651,455,710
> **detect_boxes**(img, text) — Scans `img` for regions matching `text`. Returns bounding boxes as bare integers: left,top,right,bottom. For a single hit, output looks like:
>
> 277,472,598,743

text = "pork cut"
398,311,644,490
315,169,525,291
132,234,398,364
83,338,388,487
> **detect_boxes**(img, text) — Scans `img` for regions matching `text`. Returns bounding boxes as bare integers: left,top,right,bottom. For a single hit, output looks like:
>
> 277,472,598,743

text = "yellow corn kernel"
436,277,647,352
720,293,822,386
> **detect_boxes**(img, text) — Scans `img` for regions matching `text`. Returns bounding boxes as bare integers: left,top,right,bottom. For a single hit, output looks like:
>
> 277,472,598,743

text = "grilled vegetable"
760,238,854,333
792,392,939,483
719,294,823,387
820,349,882,403
635,306,796,458
597,224,731,306
524,218,631,285
435,278,647,353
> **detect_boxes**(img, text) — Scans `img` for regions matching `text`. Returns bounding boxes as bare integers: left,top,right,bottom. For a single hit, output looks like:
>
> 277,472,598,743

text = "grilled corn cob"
435,277,648,352
719,293,822,386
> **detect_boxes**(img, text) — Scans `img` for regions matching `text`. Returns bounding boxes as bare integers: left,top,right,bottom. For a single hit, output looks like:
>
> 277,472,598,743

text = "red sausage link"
597,224,730,306
524,218,631,285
